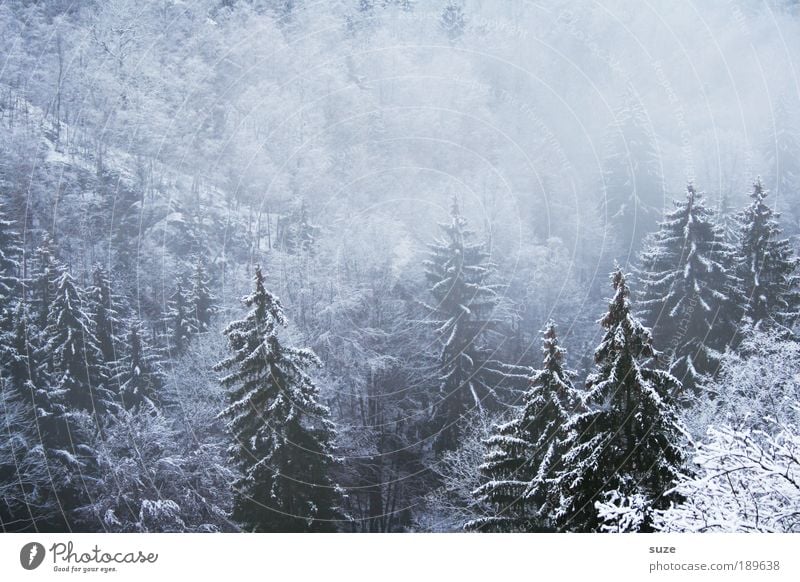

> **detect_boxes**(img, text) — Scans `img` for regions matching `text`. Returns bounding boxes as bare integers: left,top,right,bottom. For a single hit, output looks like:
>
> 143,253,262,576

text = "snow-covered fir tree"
423,197,505,452
43,269,114,414
27,233,59,330
0,372,53,532
637,184,742,391
467,322,578,532
0,204,22,315
735,179,800,328
717,192,737,245
33,273,101,530
215,265,341,532
0,304,63,532
87,265,121,369
3,302,39,420
553,268,686,532
188,257,216,333
116,320,164,410
167,277,193,355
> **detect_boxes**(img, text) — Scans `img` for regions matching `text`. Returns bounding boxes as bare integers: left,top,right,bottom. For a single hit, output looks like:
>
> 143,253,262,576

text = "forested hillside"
1,0,800,533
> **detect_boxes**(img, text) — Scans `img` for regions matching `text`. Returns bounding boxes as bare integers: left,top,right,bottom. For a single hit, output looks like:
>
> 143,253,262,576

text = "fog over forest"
1,0,800,533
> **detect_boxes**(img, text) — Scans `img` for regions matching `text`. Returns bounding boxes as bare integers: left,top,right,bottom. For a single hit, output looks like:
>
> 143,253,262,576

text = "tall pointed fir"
116,321,163,410
553,269,685,532
87,265,120,379
36,270,112,530
43,269,113,414
28,233,58,331
735,180,800,328
188,257,216,333
3,304,41,451
717,192,737,245
167,277,192,355
423,197,505,452
467,322,578,532
215,266,340,532
0,204,22,318
637,185,742,391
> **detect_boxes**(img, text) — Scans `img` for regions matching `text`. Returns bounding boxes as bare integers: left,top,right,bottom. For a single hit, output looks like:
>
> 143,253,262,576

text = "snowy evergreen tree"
87,265,120,369
31,276,101,531
423,197,506,452
467,322,578,532
116,321,164,410
1,304,92,532
188,257,216,333
0,374,53,532
27,233,59,331
167,277,192,355
735,179,800,328
215,265,341,532
553,268,685,532
43,269,113,414
0,204,22,316
637,185,743,391
3,302,39,416
717,192,737,245
0,306,63,533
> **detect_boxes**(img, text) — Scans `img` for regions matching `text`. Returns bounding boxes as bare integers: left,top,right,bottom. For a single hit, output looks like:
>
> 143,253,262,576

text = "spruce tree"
116,321,163,410
637,184,742,390
188,257,216,333
27,233,58,331
43,269,113,414
467,322,578,532
4,303,39,418
34,269,117,530
553,268,685,532
215,265,340,532
717,192,737,245
423,197,504,452
735,179,800,328
0,205,22,315
87,265,120,366
167,277,192,355
0,302,55,532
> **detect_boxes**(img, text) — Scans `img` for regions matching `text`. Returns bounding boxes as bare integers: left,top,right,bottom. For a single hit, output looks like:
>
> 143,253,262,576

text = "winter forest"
1,0,800,534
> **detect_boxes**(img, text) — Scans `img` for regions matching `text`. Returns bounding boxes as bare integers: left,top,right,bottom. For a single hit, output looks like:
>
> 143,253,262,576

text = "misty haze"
1,0,799,533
